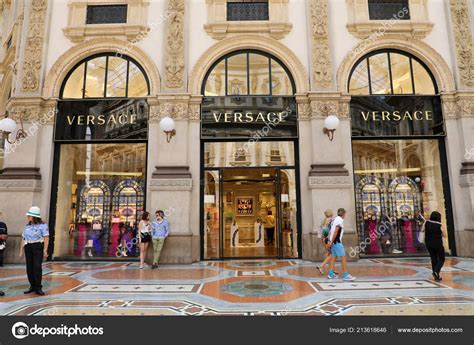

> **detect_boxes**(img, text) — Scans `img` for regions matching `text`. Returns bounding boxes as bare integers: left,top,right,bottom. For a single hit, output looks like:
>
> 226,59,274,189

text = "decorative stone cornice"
164,0,185,90
148,94,194,121
309,0,333,90
449,0,474,87
21,0,48,93
441,92,474,118
6,97,57,124
307,92,351,119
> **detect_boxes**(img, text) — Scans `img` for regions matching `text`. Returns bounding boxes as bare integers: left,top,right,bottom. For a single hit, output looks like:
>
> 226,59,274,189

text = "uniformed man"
19,206,49,296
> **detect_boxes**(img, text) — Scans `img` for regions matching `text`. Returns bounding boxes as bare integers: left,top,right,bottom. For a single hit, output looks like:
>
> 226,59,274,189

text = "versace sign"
201,96,298,139
351,96,444,137
55,99,148,141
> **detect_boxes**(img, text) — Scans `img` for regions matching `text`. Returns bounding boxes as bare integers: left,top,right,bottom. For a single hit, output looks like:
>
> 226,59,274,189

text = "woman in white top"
138,211,152,269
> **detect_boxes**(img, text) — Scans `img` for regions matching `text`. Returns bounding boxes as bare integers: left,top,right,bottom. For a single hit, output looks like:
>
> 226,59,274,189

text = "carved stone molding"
204,0,292,40
449,0,474,87
0,179,42,191
6,98,57,124
441,92,474,118
308,164,352,189
309,0,333,89
21,0,47,93
149,102,189,121
152,166,192,179
346,0,434,39
149,178,193,191
62,0,150,43
308,176,353,189
164,0,185,90
309,164,350,177
307,93,350,119
0,167,41,180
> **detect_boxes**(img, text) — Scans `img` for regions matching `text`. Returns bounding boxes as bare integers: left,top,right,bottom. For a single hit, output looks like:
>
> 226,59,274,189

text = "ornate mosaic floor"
0,258,473,316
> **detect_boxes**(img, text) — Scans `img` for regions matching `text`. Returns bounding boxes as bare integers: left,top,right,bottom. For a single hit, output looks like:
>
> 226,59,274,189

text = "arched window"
60,53,150,99
348,50,436,96
202,50,295,96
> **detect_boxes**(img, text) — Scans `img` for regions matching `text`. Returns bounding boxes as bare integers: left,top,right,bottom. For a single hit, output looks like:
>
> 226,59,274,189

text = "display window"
53,143,146,258
349,49,454,257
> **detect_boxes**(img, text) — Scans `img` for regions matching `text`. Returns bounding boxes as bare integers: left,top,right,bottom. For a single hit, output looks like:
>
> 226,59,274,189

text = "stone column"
147,95,198,263
443,92,474,257
304,95,358,261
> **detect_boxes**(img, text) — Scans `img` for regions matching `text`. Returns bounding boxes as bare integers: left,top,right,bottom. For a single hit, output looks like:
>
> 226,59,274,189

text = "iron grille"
368,0,410,20
86,5,128,24
227,2,269,21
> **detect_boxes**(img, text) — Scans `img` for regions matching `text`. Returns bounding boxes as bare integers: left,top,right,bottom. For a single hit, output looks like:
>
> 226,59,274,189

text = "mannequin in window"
109,211,121,257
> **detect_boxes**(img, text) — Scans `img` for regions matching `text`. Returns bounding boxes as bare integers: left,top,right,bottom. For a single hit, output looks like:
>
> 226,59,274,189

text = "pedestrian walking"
327,208,356,281
423,211,446,281
151,210,169,269
138,211,152,269
264,210,275,245
19,206,49,296
0,212,8,267
316,209,334,275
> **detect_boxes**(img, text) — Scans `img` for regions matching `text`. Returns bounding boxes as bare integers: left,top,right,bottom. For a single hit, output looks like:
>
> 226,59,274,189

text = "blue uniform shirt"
151,219,169,239
22,223,49,243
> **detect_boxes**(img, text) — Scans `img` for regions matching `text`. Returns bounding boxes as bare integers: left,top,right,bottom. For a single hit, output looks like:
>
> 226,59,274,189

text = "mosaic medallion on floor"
221,280,293,297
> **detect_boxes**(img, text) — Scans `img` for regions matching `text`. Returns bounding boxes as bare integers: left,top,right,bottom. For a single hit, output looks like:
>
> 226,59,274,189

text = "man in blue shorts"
327,208,356,281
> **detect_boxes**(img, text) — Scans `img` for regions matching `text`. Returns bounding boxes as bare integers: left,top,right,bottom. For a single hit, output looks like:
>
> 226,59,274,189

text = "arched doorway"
200,50,301,259
349,49,454,257
51,53,149,259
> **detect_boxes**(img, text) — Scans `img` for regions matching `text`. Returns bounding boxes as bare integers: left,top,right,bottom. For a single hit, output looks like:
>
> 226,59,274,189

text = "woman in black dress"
424,211,446,281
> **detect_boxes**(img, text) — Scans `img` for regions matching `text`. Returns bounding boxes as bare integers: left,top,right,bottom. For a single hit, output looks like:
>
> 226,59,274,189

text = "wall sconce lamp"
159,116,176,143
0,113,27,144
323,115,340,141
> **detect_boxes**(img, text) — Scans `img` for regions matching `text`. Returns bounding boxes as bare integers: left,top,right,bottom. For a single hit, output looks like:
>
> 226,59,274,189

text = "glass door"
278,169,299,258
203,170,221,259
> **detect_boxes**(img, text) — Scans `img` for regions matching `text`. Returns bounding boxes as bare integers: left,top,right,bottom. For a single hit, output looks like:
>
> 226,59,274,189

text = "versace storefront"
200,50,301,260
348,49,455,257
51,53,150,259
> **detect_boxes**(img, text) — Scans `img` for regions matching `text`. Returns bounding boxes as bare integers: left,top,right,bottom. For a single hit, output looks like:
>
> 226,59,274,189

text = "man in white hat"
19,206,49,296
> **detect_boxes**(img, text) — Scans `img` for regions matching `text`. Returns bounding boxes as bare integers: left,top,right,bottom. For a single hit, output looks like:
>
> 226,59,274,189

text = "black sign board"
201,96,298,139
351,96,444,137
55,99,148,141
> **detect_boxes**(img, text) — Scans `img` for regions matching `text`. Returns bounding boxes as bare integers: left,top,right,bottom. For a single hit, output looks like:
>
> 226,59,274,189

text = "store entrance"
203,167,299,260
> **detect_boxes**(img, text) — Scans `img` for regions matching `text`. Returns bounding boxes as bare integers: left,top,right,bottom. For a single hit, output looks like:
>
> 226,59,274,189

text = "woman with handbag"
138,211,152,269
422,211,446,281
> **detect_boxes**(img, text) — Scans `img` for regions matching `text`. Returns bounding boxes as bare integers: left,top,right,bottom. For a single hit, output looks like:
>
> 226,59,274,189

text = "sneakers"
327,273,339,279
392,249,403,254
343,273,356,281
